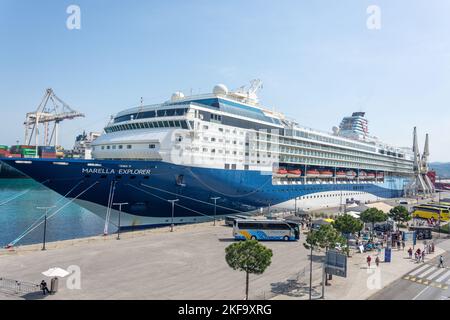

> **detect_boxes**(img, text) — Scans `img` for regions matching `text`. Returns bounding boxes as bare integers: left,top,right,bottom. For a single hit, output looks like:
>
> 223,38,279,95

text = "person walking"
408,247,413,259
367,255,372,268
421,250,425,263
375,256,380,267
439,255,445,268
40,280,50,295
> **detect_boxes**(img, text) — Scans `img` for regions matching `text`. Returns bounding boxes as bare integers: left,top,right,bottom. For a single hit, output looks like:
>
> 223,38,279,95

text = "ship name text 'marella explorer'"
2,80,417,228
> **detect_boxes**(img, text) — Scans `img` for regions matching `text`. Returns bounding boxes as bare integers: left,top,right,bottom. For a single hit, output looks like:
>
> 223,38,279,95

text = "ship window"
112,145,116,149
119,145,123,149
107,146,110,150
101,146,105,150
127,145,132,149
143,122,149,128
225,164,230,169
174,120,180,127
149,144,156,149
231,164,237,170
181,121,188,129
158,121,164,127
203,125,209,130
169,121,175,127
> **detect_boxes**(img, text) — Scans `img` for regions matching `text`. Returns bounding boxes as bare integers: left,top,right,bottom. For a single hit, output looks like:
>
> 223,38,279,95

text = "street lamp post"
294,197,298,215
168,199,179,232
37,206,55,251
113,202,128,240
309,245,313,300
210,197,221,226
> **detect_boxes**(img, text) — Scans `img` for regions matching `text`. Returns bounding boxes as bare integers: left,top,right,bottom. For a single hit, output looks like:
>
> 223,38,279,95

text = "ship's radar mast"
228,79,263,105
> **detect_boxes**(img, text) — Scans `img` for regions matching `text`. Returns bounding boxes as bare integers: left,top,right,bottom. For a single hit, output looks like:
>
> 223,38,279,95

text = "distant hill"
429,162,450,178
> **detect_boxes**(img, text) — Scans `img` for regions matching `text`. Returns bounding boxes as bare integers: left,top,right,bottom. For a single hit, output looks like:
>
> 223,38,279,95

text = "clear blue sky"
1,0,449,161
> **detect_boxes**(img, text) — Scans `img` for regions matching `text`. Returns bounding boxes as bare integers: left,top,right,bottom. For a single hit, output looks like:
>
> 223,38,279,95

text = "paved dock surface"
0,222,311,300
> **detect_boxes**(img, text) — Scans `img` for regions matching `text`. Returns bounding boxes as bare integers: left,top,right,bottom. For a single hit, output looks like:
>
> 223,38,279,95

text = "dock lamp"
37,206,56,251
112,202,128,240
210,197,221,226
168,199,179,232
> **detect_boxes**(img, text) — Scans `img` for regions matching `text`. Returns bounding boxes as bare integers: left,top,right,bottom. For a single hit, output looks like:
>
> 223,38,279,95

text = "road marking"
417,266,438,278
409,264,432,276
435,270,450,283
427,268,447,281
412,286,431,300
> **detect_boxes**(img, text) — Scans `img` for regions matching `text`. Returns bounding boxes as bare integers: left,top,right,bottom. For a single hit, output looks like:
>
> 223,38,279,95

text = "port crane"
24,88,85,150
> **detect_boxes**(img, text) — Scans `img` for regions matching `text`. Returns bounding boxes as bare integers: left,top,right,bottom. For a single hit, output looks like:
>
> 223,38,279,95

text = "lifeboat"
346,171,357,179
336,171,347,178
367,173,376,179
287,169,302,178
319,170,333,178
273,168,288,178
359,171,367,178
306,169,320,178
376,172,384,179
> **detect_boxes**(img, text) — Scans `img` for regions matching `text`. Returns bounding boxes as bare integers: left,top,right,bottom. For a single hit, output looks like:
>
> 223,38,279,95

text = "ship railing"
0,277,40,294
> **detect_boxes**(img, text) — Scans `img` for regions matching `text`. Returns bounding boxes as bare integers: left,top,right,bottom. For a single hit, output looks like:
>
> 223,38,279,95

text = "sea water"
0,179,113,247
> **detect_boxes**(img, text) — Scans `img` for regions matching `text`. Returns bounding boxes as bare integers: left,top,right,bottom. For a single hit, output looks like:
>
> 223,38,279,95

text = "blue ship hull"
0,158,412,228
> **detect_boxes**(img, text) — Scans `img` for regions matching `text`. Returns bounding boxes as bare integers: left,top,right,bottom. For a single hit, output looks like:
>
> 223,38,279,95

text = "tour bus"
233,219,300,241
412,204,450,222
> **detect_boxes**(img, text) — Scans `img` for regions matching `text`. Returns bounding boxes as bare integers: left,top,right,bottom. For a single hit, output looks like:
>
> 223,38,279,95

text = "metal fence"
0,277,40,294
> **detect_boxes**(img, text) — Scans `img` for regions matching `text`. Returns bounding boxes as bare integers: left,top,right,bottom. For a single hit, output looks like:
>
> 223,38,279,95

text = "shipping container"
0,145,8,150
8,154,22,158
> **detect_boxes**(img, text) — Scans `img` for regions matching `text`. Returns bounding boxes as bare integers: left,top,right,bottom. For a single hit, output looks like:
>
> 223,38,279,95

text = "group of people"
366,255,380,268
408,247,426,263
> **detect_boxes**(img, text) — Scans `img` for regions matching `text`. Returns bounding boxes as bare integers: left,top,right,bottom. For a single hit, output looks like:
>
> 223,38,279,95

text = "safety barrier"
0,277,40,294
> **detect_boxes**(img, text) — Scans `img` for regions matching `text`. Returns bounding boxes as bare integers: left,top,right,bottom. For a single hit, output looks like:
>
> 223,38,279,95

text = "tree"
225,240,273,300
333,214,364,256
304,224,347,285
359,208,388,238
388,206,411,230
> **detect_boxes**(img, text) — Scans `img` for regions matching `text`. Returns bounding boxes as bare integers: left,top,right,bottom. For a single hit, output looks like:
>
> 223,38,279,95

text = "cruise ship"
1,80,415,229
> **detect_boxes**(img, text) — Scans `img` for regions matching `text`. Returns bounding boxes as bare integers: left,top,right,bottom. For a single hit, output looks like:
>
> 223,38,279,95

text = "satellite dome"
171,91,185,101
213,84,228,95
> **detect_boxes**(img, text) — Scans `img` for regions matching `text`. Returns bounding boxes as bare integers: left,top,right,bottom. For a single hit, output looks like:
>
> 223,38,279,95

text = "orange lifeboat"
287,169,302,178
367,173,376,179
336,171,346,178
319,170,333,178
306,169,320,177
273,168,288,178
359,171,367,178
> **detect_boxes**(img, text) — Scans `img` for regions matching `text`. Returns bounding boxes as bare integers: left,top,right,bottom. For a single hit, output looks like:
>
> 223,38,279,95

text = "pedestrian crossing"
403,264,450,290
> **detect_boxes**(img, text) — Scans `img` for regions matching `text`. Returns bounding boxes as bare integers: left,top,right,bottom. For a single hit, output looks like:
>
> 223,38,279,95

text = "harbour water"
0,179,112,247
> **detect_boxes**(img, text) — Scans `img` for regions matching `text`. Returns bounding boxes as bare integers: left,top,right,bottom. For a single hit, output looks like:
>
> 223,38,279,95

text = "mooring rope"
0,179,50,207
127,184,216,219
139,182,243,213
6,180,99,248
6,180,86,247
